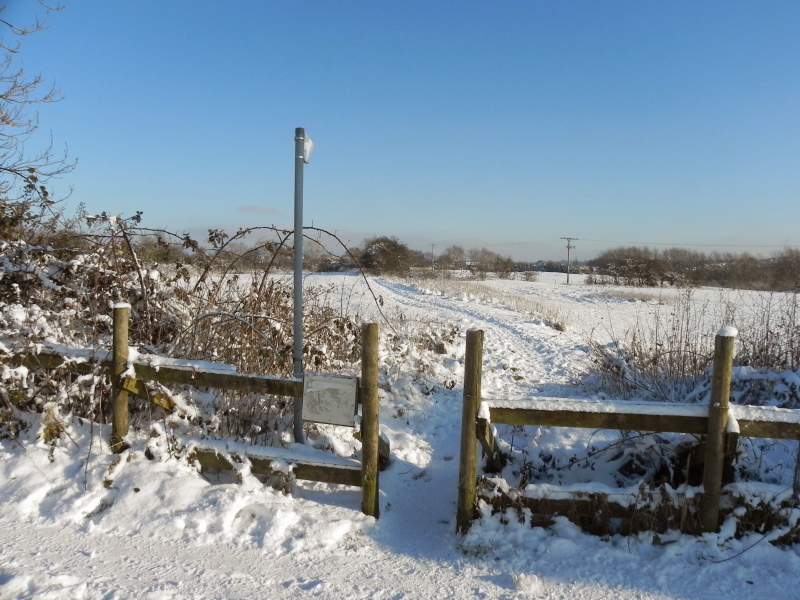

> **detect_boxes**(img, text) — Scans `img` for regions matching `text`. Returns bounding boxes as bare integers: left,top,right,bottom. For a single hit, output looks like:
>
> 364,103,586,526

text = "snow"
1,272,799,599
478,400,491,421
730,404,800,425
718,326,739,338
187,436,362,470
486,397,710,417
303,136,314,164
14,341,242,376
727,415,741,434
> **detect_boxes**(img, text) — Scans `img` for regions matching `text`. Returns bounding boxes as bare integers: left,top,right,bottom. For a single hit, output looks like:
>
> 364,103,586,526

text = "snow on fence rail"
5,305,383,518
456,328,800,535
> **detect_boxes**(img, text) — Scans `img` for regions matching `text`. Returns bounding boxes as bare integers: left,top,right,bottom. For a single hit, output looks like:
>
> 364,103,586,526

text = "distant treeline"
356,238,517,277
585,246,800,291
133,234,800,291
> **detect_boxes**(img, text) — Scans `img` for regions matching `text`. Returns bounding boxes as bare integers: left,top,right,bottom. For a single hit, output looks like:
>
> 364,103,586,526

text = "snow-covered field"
1,272,798,599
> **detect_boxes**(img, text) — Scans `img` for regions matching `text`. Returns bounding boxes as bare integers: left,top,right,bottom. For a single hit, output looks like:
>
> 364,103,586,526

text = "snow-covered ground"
1,272,798,599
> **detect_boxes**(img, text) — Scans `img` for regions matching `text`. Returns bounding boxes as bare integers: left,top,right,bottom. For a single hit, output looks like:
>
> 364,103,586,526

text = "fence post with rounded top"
700,326,737,532
110,303,131,453
360,323,380,518
457,329,484,534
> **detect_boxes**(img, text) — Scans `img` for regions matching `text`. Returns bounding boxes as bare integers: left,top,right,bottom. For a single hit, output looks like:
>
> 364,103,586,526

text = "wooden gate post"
360,323,380,518
110,303,132,453
700,326,737,532
457,329,484,534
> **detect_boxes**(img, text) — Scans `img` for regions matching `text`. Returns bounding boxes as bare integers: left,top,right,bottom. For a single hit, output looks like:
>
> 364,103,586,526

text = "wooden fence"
457,328,800,534
8,304,383,517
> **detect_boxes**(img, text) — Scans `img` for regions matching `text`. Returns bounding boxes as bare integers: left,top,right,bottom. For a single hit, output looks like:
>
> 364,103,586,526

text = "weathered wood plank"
4,347,302,398
6,351,103,374
477,489,696,534
189,449,363,487
131,363,302,397
476,417,506,472
485,399,800,441
488,405,709,435
736,419,800,440
732,404,800,441
121,376,175,412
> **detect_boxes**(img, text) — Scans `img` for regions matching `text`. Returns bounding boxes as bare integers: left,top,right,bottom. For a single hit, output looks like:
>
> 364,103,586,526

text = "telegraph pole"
561,237,577,284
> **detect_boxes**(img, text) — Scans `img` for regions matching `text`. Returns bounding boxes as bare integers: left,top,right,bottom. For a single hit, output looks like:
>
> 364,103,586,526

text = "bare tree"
437,245,466,271
0,1,74,242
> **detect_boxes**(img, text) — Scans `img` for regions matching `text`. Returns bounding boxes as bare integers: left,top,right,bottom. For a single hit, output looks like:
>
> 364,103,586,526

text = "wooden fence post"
360,323,380,518
700,326,737,532
110,303,131,453
457,328,484,534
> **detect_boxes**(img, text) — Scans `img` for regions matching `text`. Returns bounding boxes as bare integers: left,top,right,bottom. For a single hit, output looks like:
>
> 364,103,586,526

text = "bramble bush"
0,210,364,445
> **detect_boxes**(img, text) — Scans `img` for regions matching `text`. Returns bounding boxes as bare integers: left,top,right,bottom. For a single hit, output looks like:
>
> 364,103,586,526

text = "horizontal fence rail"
3,305,382,518
483,399,800,440
457,327,800,535
7,347,303,398
188,443,363,488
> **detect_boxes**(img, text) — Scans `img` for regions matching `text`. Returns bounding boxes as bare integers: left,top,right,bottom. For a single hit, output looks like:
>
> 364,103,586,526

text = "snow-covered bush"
0,214,363,445
588,289,800,408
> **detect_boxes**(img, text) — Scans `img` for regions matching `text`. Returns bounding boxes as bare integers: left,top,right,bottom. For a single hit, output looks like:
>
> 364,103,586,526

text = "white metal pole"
293,127,306,443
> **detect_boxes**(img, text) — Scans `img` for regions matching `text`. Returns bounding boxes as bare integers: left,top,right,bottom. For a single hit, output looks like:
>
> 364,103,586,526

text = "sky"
6,0,800,261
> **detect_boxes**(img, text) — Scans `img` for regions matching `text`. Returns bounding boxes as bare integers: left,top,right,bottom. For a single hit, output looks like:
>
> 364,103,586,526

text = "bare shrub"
0,213,368,446
588,289,800,408
601,289,678,304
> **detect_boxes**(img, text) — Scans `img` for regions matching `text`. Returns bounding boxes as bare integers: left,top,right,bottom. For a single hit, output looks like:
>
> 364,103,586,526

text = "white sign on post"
302,373,358,427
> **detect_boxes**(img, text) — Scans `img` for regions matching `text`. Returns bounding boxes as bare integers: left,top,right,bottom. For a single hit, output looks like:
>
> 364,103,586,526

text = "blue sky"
10,1,800,261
